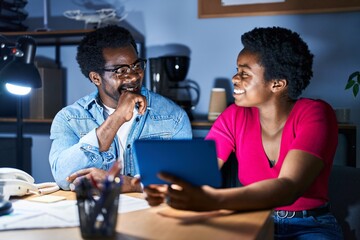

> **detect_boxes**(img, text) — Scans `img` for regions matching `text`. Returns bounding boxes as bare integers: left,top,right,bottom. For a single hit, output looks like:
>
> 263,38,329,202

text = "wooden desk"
0,191,274,240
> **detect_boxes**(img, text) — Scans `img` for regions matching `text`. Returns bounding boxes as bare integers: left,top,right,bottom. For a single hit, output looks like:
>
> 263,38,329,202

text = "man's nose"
122,72,140,83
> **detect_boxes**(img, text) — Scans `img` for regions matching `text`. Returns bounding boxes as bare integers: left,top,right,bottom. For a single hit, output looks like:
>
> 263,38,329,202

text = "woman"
144,27,343,239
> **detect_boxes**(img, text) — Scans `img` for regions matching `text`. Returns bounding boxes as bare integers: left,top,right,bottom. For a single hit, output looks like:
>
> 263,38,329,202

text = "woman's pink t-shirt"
206,98,338,211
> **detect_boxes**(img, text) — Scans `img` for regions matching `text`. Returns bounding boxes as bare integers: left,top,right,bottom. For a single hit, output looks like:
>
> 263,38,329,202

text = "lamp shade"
0,36,42,94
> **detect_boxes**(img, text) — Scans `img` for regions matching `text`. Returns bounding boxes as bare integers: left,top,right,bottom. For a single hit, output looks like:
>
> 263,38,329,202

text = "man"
49,25,192,192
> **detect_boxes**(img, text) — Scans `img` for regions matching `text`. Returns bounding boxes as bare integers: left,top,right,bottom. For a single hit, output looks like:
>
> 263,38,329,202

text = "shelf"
0,29,95,46
0,19,145,45
0,21,145,65
0,118,52,134
0,118,52,124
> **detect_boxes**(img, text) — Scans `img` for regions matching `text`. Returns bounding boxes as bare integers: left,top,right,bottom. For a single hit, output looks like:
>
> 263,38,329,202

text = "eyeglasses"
101,59,147,77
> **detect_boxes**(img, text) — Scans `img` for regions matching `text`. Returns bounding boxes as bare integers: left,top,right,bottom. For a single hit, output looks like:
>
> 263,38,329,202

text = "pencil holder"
76,177,121,239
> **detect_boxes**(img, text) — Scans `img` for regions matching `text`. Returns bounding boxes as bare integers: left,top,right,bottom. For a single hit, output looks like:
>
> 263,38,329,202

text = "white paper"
0,194,150,230
118,194,150,213
0,200,78,230
221,0,285,6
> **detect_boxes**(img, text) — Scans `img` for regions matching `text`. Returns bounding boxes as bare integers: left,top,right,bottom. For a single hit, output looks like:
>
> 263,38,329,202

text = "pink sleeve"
290,100,338,162
205,105,238,162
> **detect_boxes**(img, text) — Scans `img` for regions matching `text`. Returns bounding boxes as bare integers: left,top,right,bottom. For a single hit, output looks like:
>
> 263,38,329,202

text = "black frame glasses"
101,58,147,77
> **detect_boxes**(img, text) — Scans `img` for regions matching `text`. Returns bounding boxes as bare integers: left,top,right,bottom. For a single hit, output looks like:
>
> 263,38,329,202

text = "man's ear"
89,71,101,86
271,79,287,93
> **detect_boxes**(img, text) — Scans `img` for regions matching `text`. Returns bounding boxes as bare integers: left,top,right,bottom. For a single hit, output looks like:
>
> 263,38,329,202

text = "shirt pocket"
140,116,176,139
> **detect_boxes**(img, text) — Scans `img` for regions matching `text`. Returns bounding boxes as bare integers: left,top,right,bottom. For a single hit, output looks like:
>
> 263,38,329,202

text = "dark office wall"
0,138,32,174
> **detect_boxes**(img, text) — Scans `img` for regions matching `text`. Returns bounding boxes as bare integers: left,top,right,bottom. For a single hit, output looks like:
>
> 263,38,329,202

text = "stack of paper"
0,194,150,230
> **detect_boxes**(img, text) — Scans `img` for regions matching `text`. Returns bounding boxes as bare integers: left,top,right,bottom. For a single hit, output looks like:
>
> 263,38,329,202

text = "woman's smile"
234,88,245,95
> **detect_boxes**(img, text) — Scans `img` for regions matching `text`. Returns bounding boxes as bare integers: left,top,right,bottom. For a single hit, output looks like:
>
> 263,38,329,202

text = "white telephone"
0,168,60,200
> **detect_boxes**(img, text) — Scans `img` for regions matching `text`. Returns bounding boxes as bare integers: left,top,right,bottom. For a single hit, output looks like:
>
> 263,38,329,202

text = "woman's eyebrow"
238,64,251,69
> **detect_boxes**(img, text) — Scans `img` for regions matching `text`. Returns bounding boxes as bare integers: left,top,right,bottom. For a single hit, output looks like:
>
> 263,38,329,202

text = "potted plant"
345,71,360,98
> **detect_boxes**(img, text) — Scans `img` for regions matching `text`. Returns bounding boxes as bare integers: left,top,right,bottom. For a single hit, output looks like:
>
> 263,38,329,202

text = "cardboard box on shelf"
29,67,64,119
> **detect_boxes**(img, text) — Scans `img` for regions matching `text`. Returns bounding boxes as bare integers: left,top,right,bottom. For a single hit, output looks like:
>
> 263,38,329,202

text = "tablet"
134,139,222,188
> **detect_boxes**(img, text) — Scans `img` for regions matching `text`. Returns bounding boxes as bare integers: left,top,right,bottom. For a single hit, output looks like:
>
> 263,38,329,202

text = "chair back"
329,165,360,240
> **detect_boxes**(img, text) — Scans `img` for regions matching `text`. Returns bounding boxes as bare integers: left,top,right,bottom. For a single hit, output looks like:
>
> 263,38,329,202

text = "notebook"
133,139,222,187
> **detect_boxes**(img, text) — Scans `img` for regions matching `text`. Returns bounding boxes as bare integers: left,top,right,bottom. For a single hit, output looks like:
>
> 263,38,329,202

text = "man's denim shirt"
49,87,192,190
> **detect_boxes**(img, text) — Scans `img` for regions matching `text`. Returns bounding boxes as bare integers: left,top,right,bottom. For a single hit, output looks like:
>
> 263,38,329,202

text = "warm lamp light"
0,35,42,172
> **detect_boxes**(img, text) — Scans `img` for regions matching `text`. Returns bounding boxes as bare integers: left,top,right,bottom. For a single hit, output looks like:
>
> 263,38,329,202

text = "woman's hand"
156,172,220,212
143,184,168,206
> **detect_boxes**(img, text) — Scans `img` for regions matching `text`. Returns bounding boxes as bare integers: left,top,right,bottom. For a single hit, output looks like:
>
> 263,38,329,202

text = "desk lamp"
0,36,42,172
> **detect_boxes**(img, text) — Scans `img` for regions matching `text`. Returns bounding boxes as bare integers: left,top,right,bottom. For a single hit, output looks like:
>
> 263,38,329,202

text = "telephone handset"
0,167,34,183
0,167,60,201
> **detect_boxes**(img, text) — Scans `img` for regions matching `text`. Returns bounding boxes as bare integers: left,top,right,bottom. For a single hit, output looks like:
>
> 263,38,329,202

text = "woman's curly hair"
76,25,138,81
241,27,314,99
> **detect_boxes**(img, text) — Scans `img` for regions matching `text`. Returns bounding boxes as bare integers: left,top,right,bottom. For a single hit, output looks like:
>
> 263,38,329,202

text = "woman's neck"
258,99,296,134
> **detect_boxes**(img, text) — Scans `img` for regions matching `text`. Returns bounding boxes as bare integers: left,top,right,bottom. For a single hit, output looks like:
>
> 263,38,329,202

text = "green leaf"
353,84,359,97
345,71,360,97
345,79,355,89
349,71,360,80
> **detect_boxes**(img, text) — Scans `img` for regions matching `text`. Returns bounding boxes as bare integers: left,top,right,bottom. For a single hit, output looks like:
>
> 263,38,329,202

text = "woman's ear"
89,71,101,86
271,79,287,93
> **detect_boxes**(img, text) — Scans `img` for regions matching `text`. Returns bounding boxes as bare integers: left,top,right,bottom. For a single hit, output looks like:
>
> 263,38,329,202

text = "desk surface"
0,191,274,240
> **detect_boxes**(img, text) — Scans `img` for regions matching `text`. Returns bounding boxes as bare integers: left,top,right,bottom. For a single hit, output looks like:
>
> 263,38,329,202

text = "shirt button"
136,117,140,122
127,144,130,148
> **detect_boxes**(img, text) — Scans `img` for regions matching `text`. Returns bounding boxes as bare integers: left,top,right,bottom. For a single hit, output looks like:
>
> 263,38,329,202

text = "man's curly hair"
76,25,138,81
241,27,314,99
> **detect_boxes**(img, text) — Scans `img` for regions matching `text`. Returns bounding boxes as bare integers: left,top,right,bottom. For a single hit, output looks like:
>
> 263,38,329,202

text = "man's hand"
96,91,147,152
120,175,143,193
66,167,107,190
115,91,147,122
66,165,143,193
